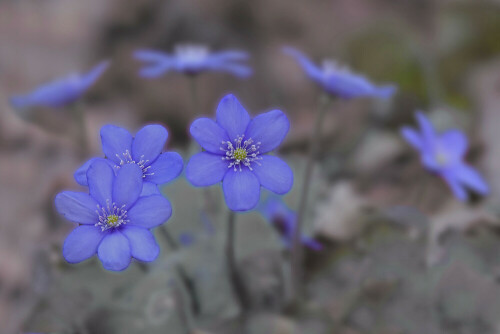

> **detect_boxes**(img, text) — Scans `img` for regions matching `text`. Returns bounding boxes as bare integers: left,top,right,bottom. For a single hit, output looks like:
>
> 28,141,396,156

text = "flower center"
175,44,209,63
95,200,129,231
321,59,351,77
115,150,154,178
435,152,449,166
233,148,247,161
221,134,262,172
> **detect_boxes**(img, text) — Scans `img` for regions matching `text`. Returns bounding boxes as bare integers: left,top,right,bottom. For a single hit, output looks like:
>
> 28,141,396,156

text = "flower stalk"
291,93,331,302
226,211,249,313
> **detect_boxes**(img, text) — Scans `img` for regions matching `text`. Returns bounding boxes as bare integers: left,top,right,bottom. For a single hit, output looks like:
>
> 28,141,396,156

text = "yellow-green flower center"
233,148,247,161
106,214,120,227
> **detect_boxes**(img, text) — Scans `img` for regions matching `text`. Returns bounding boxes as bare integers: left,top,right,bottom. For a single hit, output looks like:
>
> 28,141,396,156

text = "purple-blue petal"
222,168,260,211
100,125,133,164
283,47,323,82
121,226,160,262
127,195,172,229
145,152,183,184
301,236,323,251
63,225,105,263
439,130,468,159
97,231,131,271
112,164,143,209
245,109,290,154
415,111,436,147
74,157,115,186
132,124,168,163
87,160,114,207
455,164,489,196
441,169,468,201
186,152,228,187
216,94,251,141
140,182,161,196
401,126,424,152
190,118,230,155
252,155,293,195
55,191,98,225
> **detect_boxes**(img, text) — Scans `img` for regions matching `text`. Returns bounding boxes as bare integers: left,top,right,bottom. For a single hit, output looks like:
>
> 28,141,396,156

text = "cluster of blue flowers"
55,125,182,271
10,43,490,272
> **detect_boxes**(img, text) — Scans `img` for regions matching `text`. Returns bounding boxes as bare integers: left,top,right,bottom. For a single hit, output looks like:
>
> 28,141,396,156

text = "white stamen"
95,199,129,231
115,150,154,178
220,134,262,172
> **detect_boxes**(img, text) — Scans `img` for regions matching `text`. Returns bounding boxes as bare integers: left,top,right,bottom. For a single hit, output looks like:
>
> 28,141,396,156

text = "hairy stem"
159,226,201,316
290,93,331,303
226,211,249,313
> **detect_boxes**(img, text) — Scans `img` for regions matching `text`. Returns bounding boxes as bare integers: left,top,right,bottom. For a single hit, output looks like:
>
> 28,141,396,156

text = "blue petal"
441,169,468,201
283,47,323,82
100,125,133,164
127,195,172,229
415,111,436,147
134,49,175,78
401,126,424,151
252,155,293,195
145,152,184,184
186,152,228,186
456,164,489,196
216,94,251,141
210,50,250,62
245,109,290,154
440,130,468,159
141,182,161,196
97,231,131,271
55,191,98,224
112,164,143,209
222,168,260,211
132,124,168,163
190,118,230,154
79,61,110,93
206,60,253,78
74,158,115,186
63,225,105,263
371,85,397,99
10,61,109,109
301,236,323,251
121,226,160,262
87,160,114,207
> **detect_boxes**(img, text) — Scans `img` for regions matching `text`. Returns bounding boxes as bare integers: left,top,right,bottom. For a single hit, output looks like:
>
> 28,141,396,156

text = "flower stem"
290,93,331,303
226,211,249,313
159,226,201,316
71,103,88,159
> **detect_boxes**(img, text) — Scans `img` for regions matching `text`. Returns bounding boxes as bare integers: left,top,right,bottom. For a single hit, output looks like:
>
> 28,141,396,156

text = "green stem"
290,93,332,303
226,211,249,313
159,226,201,316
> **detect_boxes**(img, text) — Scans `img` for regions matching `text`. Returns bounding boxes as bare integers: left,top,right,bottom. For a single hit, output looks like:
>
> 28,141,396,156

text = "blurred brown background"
1,0,500,333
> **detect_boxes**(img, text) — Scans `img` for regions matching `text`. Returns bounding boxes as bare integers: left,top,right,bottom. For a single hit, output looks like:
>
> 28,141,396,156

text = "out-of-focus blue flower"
259,197,322,251
283,47,396,100
55,160,172,271
10,61,110,109
74,124,183,196
134,44,252,78
186,94,293,211
401,111,489,201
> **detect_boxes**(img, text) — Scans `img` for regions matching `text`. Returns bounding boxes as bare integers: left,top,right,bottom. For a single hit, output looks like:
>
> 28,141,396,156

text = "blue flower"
74,124,183,196
401,111,489,201
134,44,252,78
55,160,172,271
259,197,322,251
283,47,396,99
186,94,293,211
10,61,109,109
